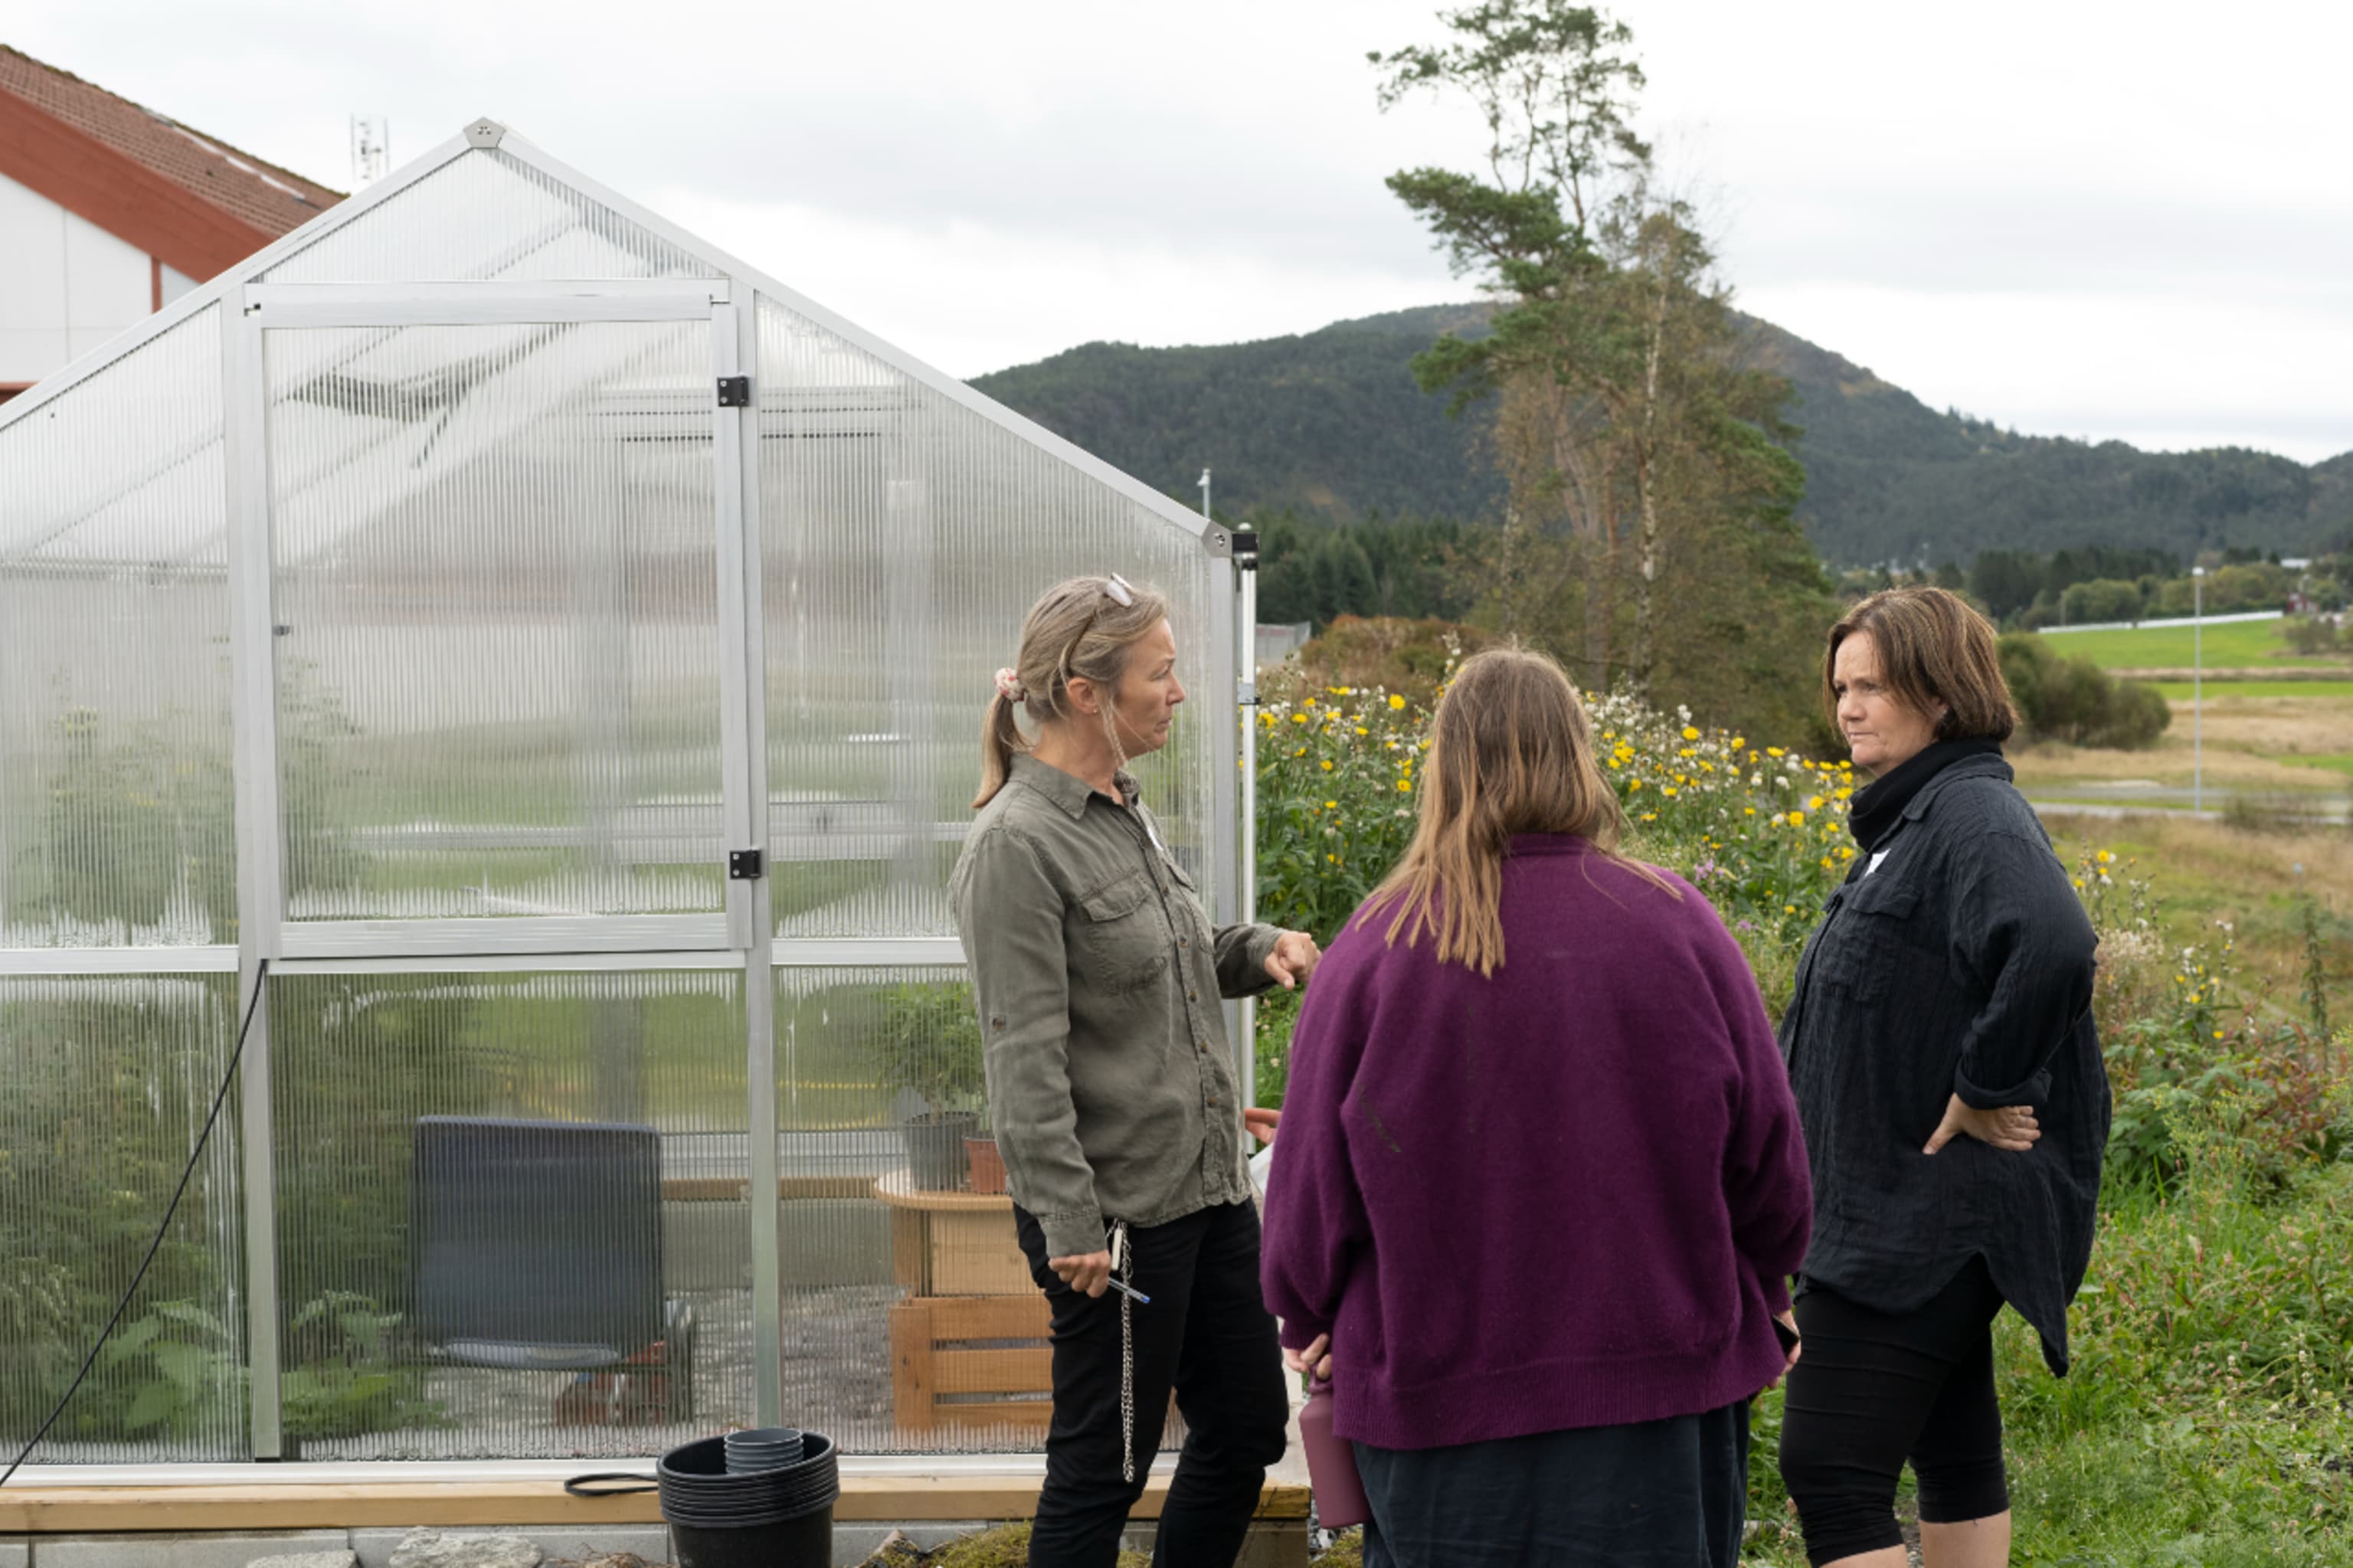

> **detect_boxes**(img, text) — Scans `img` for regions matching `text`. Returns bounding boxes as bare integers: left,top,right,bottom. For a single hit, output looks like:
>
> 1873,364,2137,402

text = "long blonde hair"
974,574,1173,808
1357,647,1677,976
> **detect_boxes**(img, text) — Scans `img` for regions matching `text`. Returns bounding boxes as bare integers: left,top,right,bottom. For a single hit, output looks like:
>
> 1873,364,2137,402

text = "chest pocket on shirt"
1075,869,1171,990
1818,876,1919,1003
1160,854,1218,949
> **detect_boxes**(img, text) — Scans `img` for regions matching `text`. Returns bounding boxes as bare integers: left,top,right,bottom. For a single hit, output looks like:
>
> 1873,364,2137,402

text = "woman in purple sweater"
1260,648,1812,1567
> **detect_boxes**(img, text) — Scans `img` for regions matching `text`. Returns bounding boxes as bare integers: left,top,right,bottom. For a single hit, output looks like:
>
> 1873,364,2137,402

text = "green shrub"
872,981,987,1118
2061,577,2148,625
1998,633,2171,748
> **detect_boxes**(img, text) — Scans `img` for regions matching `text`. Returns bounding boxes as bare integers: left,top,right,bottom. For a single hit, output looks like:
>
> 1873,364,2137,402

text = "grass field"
2040,615,2338,672
2044,616,2284,667
2150,679,2353,699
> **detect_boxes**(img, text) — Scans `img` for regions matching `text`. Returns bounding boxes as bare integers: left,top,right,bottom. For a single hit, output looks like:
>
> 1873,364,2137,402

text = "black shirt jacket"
1778,752,2109,1373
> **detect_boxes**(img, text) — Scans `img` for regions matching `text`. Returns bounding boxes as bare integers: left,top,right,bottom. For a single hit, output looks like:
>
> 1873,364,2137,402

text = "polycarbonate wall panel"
263,320,728,920
0,976,246,1462
757,298,1220,940
0,307,234,946
262,149,720,284
270,967,750,1458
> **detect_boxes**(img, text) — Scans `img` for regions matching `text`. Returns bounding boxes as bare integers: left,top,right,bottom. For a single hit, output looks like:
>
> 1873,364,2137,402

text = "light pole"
2192,565,2206,813
1199,467,1212,522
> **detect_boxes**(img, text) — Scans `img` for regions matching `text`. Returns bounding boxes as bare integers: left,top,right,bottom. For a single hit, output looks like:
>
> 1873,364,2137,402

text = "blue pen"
1105,1278,1151,1305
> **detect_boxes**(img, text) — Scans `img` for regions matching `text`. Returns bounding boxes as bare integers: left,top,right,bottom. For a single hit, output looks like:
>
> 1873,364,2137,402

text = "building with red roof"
0,44,342,401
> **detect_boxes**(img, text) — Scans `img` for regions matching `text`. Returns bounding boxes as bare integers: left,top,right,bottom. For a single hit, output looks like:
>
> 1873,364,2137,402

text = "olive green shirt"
949,753,1281,1259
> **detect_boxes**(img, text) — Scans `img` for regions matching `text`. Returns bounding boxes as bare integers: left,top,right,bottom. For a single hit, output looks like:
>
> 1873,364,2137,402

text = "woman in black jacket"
1775,588,2109,1568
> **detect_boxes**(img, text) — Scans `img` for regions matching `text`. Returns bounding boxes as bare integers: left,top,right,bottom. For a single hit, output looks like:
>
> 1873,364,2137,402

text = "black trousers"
1777,1256,2011,1566
1013,1200,1290,1568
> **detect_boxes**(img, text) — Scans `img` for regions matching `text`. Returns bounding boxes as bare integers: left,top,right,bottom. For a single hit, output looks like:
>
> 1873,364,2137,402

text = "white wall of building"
0,169,195,385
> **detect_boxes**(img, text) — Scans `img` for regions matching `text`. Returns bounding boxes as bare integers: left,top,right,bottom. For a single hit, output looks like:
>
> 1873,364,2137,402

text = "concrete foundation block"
34,1534,349,1568
0,1540,26,1568
352,1527,671,1568
487,1529,670,1566
246,1553,360,1568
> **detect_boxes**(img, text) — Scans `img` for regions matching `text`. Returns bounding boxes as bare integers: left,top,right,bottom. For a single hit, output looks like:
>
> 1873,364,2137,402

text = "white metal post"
1235,523,1259,1106
224,287,286,1459
715,300,784,1427
2192,566,2205,813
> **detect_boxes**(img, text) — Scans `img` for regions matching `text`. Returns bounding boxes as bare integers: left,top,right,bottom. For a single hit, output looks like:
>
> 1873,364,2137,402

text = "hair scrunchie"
993,668,1028,702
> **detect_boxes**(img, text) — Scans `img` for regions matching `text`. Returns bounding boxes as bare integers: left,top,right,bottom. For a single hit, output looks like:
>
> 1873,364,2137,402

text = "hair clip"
1105,573,1135,607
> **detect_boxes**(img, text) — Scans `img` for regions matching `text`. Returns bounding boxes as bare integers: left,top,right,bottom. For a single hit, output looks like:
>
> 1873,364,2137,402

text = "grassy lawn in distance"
2038,616,2317,670
2151,679,2353,699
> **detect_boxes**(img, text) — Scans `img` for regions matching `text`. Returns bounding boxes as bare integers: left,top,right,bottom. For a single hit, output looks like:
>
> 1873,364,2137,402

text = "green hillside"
970,305,2353,568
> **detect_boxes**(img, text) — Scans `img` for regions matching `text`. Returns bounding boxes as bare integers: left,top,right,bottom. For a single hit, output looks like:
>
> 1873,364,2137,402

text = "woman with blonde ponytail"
1259,647,1811,1568
950,574,1322,1568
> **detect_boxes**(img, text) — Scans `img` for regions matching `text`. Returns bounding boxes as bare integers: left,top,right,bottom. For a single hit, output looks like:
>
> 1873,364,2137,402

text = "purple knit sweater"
1259,836,1811,1451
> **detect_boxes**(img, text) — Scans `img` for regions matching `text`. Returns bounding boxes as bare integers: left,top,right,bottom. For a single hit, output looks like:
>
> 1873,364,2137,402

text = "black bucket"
659,1430,839,1568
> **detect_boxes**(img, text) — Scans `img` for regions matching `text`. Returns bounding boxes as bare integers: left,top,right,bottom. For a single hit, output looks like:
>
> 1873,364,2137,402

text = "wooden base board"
0,1473,1313,1533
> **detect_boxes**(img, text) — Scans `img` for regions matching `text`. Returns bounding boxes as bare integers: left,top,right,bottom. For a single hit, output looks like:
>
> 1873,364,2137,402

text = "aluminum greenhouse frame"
0,118,1258,1471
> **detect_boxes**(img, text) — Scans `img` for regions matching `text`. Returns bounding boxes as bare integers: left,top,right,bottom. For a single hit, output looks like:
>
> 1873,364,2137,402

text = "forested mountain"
970,305,2353,567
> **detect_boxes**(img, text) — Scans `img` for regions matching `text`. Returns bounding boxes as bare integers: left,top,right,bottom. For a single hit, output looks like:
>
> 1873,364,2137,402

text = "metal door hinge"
728,848,764,880
716,375,751,408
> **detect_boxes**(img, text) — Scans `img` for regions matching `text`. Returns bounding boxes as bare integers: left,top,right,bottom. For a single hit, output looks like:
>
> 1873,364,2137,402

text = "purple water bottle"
1298,1375,1369,1529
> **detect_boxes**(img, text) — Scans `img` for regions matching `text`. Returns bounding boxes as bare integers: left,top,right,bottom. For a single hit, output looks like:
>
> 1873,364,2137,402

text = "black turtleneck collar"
1847,737,2004,854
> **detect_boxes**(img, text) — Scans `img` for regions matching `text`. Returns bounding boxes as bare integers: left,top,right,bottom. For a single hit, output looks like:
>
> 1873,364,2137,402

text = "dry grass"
2049,814,2352,1023
2012,695,2353,797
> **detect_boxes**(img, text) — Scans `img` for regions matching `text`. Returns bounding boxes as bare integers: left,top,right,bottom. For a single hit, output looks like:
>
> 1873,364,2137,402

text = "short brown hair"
1824,588,2016,744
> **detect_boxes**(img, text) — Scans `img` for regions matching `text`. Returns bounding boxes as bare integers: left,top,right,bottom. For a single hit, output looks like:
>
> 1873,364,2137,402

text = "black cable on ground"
0,957,270,1489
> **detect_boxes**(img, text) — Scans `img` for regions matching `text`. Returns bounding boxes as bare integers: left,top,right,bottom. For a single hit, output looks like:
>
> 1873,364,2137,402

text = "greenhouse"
0,119,1255,1475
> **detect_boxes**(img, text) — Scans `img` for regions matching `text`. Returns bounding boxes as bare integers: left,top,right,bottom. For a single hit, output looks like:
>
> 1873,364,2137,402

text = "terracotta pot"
964,1135,1007,1195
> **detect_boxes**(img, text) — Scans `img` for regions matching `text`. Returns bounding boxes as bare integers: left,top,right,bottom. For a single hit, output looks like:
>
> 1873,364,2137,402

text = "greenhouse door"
230,282,780,1456
245,286,757,957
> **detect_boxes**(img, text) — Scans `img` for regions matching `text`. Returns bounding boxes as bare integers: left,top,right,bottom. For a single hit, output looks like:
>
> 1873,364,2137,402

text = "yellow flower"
1628,778,1644,791
2098,850,2113,865
1324,800,1337,810
1397,779,1412,793
1662,787,1679,798
1808,795,1824,810
1820,858,1834,871
1291,713,1308,725
1641,811,1658,822
1731,737,1745,749
1294,746,1306,758
1682,726,1700,741
2212,1030,2224,1039
1786,810,1806,827
1744,807,1756,817
2073,879,2086,889
1320,759,1334,771
1355,726,1368,736
2187,992,2201,1004
1767,747,1786,758
1785,905,1797,915
1389,694,1406,710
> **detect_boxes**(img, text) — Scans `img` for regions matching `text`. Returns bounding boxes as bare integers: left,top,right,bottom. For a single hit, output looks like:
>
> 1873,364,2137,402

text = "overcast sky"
16,0,2350,460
